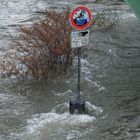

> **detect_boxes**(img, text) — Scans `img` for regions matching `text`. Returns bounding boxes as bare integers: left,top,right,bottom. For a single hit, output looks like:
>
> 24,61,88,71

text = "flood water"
0,0,140,140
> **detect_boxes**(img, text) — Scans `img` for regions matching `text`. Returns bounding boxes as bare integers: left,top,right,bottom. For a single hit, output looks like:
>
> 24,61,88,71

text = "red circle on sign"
70,5,92,30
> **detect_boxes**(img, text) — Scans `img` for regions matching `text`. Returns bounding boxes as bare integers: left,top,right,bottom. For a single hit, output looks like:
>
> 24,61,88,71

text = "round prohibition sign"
70,5,92,30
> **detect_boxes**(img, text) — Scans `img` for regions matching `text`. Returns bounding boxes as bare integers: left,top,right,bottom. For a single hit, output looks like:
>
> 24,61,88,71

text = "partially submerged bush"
1,9,74,80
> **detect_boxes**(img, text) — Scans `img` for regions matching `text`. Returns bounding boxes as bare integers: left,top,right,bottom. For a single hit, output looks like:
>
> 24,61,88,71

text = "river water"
0,0,140,140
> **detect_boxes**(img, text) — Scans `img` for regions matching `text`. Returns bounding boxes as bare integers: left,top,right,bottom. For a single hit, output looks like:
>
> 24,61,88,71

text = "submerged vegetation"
1,9,74,80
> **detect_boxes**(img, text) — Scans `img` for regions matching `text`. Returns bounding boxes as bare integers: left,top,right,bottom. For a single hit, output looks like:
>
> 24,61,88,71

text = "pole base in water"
69,100,85,114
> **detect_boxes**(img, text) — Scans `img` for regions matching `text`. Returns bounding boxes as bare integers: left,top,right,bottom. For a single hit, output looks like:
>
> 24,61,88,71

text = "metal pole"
69,47,85,114
77,47,81,101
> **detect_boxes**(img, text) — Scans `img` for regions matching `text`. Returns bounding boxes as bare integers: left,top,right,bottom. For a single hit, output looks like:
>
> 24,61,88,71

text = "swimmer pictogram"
70,5,92,30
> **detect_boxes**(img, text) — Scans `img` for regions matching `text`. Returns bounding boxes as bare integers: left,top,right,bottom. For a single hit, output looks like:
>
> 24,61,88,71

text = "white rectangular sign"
71,30,89,48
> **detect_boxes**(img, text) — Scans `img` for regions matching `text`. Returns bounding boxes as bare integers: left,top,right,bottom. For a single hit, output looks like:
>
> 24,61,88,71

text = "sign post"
69,6,92,114
77,47,81,102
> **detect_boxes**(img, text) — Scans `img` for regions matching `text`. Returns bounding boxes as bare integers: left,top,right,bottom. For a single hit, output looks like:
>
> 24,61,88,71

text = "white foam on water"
86,101,103,115
26,112,96,134
109,49,112,53
98,86,106,91
55,90,73,97
80,58,106,92
36,1,48,11
66,130,82,140
24,101,103,139
121,12,136,19
81,58,95,68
